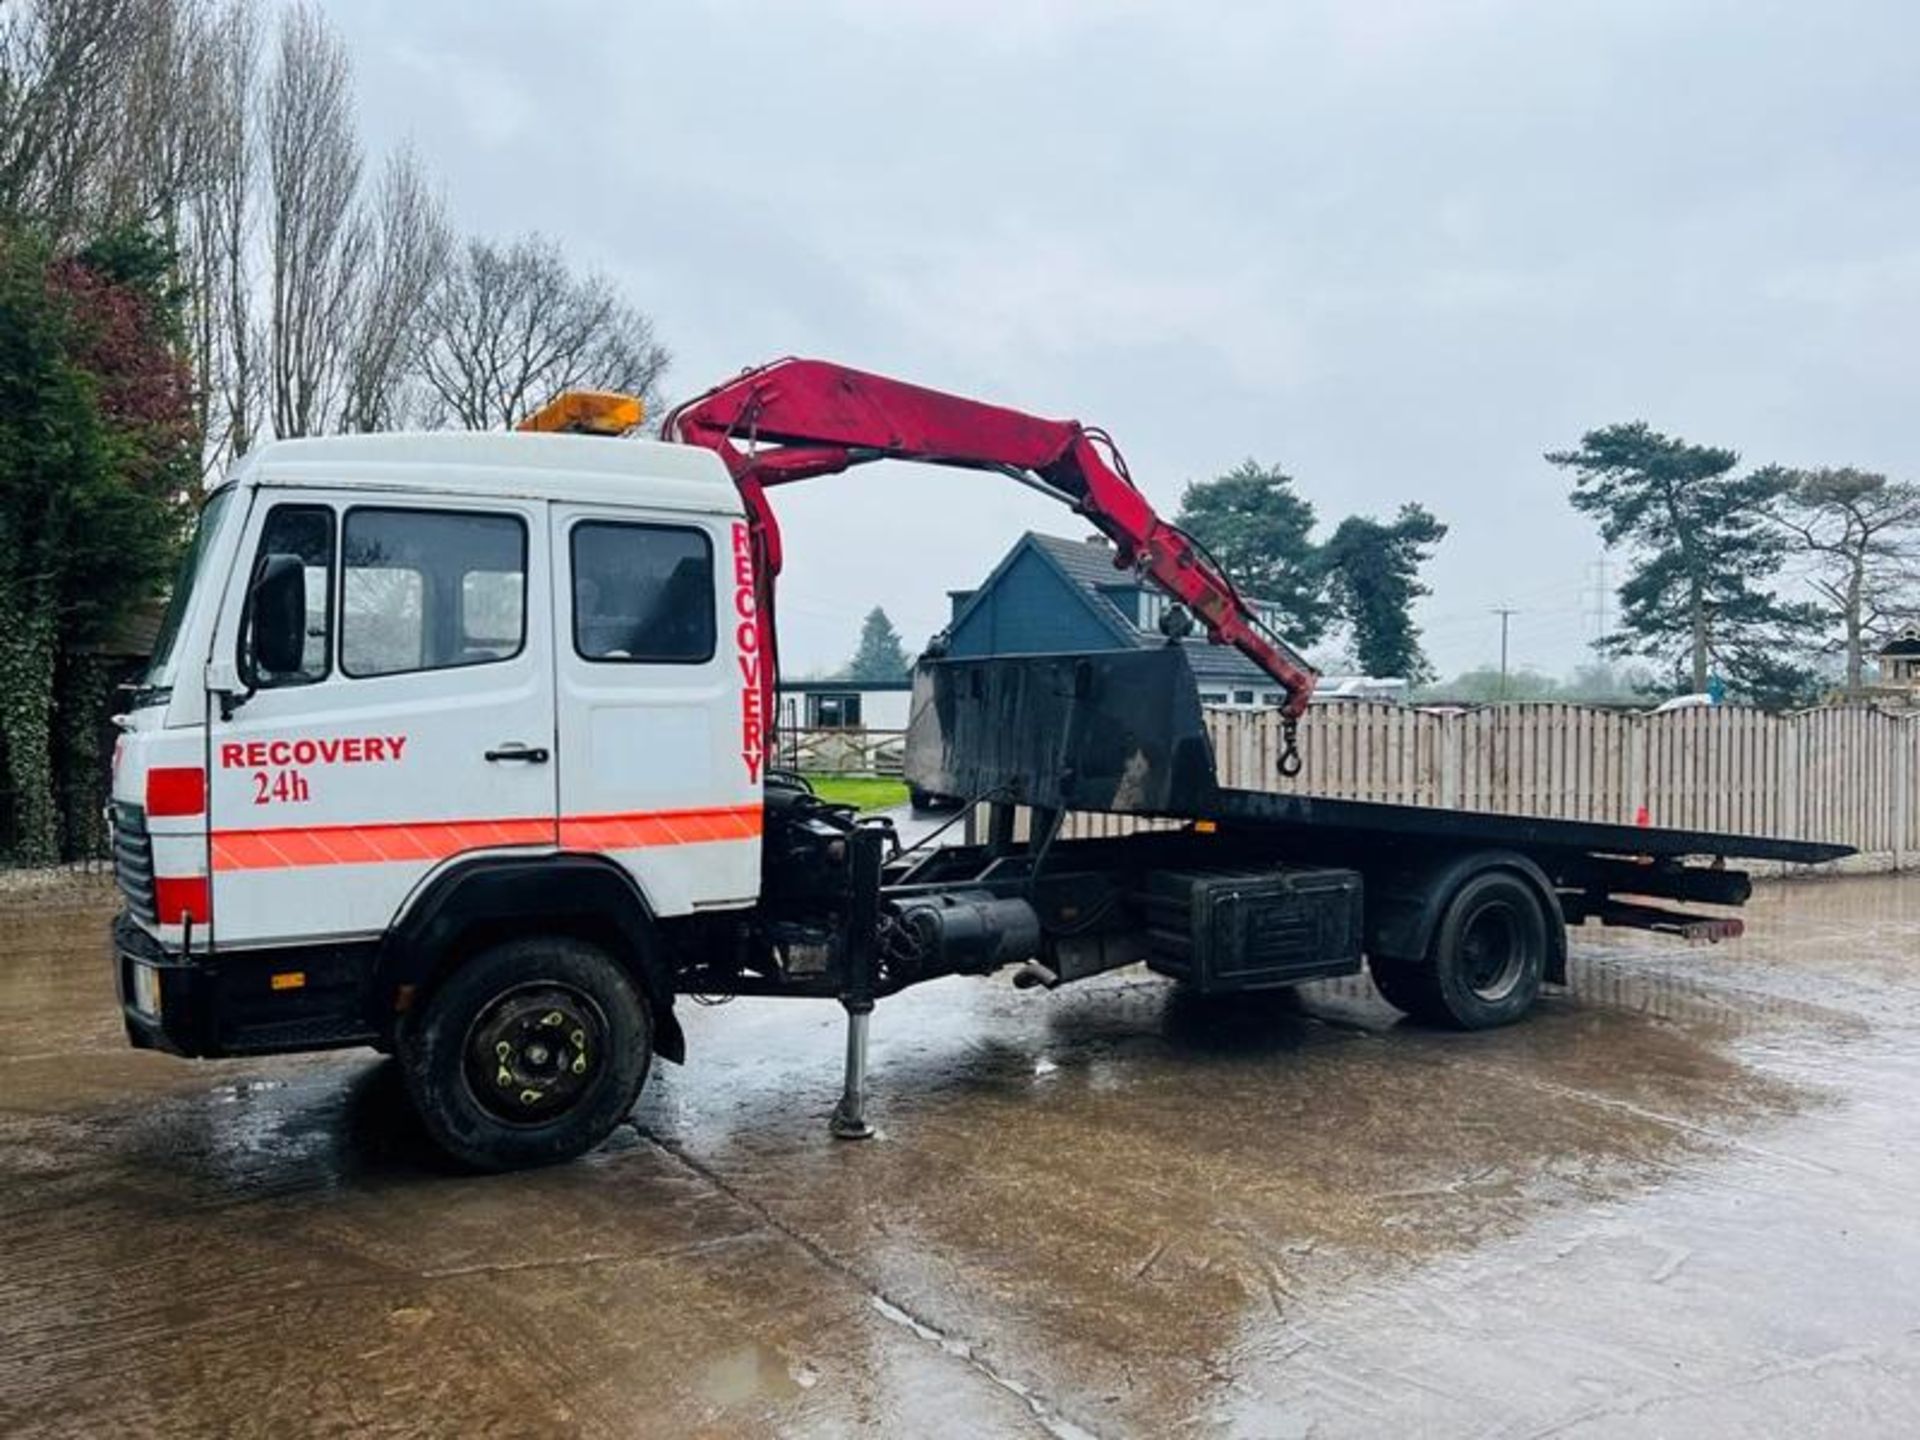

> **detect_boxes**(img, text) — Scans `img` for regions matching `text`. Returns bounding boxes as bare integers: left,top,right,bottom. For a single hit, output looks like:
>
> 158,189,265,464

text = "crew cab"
114,429,763,1165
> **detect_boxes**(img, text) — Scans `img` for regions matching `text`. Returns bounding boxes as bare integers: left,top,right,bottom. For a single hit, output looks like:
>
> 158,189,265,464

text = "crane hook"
1278,716,1304,778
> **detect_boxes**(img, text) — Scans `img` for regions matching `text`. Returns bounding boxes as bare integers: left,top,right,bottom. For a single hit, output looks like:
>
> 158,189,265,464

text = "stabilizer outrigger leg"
830,1000,875,1140
830,824,885,1141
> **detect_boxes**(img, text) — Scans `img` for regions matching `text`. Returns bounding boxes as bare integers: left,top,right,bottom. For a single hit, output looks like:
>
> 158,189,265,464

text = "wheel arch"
1363,848,1568,984
379,853,687,1063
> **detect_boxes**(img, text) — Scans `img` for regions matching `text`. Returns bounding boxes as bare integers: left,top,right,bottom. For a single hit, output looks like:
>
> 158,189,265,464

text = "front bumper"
113,911,211,1056
112,911,384,1058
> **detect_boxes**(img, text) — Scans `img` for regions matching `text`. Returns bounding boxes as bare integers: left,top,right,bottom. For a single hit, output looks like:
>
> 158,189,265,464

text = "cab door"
550,504,759,916
209,494,556,948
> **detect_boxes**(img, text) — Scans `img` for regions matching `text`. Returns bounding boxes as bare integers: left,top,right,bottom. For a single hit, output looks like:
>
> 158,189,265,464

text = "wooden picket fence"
1058,703,1920,870
776,728,906,777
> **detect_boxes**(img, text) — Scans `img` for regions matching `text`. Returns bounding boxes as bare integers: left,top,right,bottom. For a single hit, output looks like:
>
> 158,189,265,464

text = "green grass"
802,775,910,811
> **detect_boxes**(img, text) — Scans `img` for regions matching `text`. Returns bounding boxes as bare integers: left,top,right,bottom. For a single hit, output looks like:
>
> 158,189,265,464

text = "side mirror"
247,553,308,678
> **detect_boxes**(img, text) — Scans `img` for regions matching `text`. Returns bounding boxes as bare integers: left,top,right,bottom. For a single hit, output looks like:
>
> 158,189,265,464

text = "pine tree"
1174,460,1331,644
1319,504,1447,681
1548,423,1817,696
847,607,910,680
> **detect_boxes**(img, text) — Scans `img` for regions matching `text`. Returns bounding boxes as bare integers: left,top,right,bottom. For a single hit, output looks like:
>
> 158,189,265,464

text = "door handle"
485,744,550,764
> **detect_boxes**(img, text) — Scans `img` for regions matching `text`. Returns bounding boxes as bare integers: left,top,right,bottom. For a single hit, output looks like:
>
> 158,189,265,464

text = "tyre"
1371,870,1550,1030
399,935,652,1171
1366,952,1441,1019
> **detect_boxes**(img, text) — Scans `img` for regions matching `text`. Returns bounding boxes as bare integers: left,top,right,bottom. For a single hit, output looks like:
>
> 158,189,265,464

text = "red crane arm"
660,358,1319,776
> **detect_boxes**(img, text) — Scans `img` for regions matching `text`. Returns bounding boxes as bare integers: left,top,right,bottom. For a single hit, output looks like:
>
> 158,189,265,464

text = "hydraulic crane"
654,359,1321,774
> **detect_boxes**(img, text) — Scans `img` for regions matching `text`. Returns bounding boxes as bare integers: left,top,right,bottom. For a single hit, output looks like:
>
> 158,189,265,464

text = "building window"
571,521,715,664
806,693,863,729
1233,689,1255,705
1261,691,1283,706
342,508,526,677
1199,690,1228,704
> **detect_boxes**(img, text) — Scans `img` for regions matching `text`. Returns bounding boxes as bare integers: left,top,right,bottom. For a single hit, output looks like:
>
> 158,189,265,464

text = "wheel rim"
462,983,609,1126
1459,901,1527,1002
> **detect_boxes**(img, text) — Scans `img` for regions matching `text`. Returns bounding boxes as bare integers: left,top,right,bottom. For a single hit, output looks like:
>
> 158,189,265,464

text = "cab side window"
243,504,333,687
342,508,527,678
571,522,716,664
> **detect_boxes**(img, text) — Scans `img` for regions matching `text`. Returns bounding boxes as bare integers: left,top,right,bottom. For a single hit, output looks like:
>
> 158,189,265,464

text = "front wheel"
1369,871,1550,1030
399,936,652,1171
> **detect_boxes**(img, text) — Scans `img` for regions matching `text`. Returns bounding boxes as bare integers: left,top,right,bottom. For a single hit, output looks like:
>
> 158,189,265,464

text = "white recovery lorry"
109,361,1848,1169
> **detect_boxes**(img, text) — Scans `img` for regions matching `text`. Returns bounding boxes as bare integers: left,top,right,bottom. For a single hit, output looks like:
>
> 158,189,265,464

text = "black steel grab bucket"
905,648,1221,815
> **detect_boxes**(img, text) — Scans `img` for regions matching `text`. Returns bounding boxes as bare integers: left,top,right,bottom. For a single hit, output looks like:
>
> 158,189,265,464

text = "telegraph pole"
1492,608,1518,699
1587,557,1612,651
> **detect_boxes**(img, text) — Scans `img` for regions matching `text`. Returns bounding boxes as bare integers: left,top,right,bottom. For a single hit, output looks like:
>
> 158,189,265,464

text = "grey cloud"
332,0,1920,678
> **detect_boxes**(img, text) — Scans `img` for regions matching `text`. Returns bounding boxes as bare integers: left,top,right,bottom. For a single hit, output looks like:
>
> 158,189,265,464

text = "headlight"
131,963,163,1019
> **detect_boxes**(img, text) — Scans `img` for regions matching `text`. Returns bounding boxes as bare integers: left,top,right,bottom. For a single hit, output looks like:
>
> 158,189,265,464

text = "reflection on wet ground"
3,871,1918,1436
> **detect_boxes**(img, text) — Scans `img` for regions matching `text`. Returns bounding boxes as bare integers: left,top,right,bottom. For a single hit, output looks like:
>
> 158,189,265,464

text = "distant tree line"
1417,661,1652,706
0,0,670,860
1174,431,1920,711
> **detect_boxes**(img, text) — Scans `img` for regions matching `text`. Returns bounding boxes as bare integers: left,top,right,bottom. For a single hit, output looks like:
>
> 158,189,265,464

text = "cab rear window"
570,521,715,664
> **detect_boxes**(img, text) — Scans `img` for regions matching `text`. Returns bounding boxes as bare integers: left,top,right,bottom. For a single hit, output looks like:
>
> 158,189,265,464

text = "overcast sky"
330,0,1919,680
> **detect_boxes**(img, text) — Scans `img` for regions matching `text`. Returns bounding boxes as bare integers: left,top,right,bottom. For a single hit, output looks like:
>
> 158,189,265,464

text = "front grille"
112,801,156,925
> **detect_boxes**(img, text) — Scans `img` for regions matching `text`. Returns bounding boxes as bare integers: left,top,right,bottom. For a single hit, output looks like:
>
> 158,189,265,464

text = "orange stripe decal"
211,806,760,872
559,806,762,851
213,815,553,871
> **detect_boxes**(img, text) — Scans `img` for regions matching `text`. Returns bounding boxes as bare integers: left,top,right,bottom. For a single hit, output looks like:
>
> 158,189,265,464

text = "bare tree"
96,0,213,239
1766,467,1920,688
183,0,262,465
0,0,180,239
3,0,246,476
417,234,670,430
264,2,367,438
7,0,673,455
337,145,449,433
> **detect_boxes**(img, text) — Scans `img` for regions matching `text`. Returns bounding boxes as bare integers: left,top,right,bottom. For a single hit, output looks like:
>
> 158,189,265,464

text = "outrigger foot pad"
830,1100,875,1141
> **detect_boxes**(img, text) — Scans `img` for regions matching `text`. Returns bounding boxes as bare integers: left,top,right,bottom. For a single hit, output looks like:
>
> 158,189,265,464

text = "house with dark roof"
1875,626,1920,702
775,677,913,732
942,532,1311,708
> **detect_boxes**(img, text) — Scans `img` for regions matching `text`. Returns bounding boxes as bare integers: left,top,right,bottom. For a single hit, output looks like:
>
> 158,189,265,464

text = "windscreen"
144,486,239,690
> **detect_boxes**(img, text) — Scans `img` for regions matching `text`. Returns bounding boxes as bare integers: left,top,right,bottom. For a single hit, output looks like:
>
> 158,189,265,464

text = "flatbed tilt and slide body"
777,647,1846,1132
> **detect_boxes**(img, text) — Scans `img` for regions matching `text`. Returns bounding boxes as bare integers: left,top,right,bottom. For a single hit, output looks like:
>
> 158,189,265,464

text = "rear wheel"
400,936,652,1171
1366,952,1439,1017
1369,871,1550,1030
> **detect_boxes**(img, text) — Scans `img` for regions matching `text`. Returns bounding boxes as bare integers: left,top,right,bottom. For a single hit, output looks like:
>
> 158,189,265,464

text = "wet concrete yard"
4,871,1920,1436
